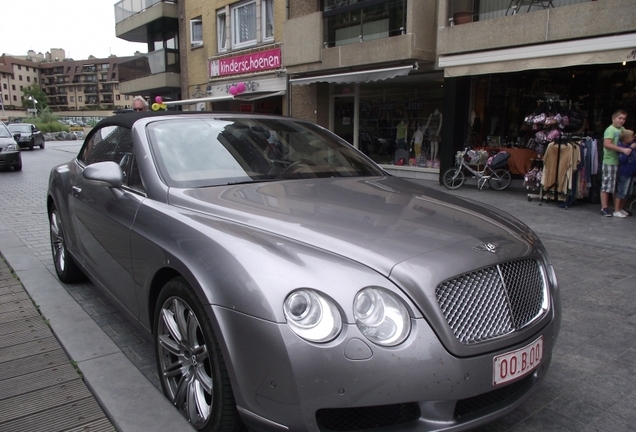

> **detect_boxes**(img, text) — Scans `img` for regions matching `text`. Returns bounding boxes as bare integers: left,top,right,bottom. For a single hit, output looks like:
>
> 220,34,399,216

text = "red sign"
210,48,282,77
240,104,253,113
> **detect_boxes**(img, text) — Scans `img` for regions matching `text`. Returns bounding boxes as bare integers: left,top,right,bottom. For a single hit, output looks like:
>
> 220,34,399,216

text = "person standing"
132,96,149,112
615,129,636,217
600,109,631,217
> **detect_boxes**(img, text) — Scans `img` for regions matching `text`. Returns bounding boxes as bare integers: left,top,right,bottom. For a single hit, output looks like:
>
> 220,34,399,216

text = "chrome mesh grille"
436,259,546,344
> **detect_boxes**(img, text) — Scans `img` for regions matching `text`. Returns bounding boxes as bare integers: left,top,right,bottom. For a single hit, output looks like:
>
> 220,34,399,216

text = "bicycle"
442,147,512,190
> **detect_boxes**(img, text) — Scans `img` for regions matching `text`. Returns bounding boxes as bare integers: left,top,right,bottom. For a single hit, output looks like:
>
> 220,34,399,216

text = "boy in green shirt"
601,110,632,217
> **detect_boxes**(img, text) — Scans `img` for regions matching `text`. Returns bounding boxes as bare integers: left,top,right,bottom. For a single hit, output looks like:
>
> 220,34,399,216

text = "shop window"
191,17,203,47
323,0,406,48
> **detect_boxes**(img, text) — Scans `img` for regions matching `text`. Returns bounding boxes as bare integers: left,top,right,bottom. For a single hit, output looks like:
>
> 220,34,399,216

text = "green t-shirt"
603,124,624,165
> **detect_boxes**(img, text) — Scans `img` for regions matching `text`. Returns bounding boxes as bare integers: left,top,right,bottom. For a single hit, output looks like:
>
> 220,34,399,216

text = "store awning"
439,34,636,77
164,95,234,106
289,65,416,85
233,90,286,101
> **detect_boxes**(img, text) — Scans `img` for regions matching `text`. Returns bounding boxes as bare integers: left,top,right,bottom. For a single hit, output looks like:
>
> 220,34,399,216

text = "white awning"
439,33,636,77
289,65,416,85
233,90,286,101
164,95,233,106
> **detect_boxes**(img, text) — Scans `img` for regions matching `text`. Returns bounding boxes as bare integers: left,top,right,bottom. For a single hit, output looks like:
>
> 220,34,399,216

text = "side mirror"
83,161,123,188
13,133,21,141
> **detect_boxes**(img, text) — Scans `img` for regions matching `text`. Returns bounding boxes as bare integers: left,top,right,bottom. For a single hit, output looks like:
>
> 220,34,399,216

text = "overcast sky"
1,0,147,60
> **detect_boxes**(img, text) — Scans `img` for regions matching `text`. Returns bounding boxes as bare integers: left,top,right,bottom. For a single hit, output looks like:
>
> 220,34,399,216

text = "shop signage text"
210,48,282,77
374,98,423,112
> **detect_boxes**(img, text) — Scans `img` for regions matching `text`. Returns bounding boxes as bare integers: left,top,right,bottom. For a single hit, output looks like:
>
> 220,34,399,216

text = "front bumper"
211,304,559,432
0,151,21,168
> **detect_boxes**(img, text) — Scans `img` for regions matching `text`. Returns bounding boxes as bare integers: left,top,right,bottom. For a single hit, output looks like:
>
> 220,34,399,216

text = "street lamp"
27,96,38,117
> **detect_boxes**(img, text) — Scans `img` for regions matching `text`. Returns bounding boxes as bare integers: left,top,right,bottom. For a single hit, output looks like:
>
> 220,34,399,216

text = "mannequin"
396,120,408,150
425,109,442,164
411,123,424,158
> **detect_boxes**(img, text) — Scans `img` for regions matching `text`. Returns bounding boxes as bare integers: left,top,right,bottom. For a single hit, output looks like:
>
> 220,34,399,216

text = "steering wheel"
280,158,317,177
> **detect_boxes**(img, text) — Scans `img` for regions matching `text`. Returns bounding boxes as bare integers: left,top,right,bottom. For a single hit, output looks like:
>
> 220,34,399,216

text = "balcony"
84,87,99,94
118,49,180,95
115,0,178,42
438,0,636,75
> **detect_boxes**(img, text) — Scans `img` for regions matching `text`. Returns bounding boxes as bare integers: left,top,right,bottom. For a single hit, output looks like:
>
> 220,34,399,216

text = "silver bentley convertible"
47,112,561,432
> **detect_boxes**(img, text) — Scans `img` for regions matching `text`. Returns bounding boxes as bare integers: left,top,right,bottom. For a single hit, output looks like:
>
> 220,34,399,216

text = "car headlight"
284,289,342,343
7,144,18,151
353,287,411,346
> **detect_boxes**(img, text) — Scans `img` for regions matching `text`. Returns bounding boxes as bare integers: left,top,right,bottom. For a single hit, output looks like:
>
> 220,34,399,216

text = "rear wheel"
155,278,244,432
49,203,84,283
489,169,512,190
442,167,466,190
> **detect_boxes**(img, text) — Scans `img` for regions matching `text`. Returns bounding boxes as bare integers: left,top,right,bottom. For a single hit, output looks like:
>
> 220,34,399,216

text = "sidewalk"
0,255,114,432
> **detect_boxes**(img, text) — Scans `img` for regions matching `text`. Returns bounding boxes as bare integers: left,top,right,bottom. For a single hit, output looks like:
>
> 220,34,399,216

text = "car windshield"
8,124,32,133
146,117,385,188
0,124,12,138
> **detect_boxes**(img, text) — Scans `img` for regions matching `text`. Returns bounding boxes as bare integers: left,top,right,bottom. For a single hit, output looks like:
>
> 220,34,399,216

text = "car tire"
40,140,45,149
14,160,22,171
154,277,244,432
29,139,35,151
49,203,85,283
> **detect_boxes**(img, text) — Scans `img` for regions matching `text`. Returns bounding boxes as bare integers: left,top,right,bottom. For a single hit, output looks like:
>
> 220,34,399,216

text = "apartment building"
0,55,42,110
114,0,182,104
113,0,636,178
39,55,135,111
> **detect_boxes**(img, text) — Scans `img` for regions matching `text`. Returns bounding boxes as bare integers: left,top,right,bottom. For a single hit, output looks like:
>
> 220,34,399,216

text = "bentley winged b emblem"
473,243,498,253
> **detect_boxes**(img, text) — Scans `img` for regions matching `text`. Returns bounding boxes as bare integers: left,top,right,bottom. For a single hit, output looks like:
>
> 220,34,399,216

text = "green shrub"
34,121,70,133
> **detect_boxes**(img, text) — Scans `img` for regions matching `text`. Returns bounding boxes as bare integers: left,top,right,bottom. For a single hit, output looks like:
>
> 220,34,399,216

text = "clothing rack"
530,134,586,206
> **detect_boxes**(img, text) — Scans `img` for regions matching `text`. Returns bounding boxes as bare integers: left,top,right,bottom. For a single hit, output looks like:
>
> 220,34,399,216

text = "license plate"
493,336,543,386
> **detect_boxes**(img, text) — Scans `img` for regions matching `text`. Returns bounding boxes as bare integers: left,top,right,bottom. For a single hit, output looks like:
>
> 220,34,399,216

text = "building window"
125,95,130,100
18,65,21,70
2,83,6,89
13,95,17,101
190,17,203,46
232,1,256,48
263,0,274,41
12,84,15,90
4,94,7,100
217,11,227,52
70,96,74,102
34,78,37,83
27,76,31,82
79,96,83,102
19,75,23,81
20,86,23,90
116,94,120,100
115,84,119,90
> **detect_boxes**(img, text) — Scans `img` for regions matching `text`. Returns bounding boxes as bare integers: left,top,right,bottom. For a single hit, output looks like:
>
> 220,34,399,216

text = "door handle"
71,186,82,196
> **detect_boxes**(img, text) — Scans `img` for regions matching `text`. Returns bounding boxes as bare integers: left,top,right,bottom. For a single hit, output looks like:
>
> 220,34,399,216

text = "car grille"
454,374,533,419
436,259,546,344
316,403,420,431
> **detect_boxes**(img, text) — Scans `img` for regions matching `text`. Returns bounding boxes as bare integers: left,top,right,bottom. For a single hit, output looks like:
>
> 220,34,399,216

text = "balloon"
229,86,238,96
155,96,163,104
236,82,246,93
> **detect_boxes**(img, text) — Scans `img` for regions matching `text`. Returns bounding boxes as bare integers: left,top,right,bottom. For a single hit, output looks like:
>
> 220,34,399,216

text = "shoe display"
613,211,627,218
601,208,613,217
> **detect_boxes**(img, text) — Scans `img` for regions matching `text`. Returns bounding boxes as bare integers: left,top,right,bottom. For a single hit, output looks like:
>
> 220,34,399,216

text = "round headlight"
353,287,411,346
284,289,342,343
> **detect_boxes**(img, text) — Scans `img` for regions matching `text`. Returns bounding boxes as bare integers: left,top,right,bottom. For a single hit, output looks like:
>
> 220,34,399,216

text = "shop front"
290,66,445,179
168,47,286,114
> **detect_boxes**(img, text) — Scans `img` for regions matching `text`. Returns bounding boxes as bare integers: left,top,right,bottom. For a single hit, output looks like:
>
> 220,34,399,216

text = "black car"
0,122,22,171
7,123,45,150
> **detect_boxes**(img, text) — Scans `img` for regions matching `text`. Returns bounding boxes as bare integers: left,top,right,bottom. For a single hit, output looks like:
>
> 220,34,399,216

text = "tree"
21,84,48,111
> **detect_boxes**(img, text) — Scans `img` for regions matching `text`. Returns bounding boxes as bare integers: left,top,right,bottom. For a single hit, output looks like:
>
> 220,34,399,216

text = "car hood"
169,176,537,278
0,137,17,148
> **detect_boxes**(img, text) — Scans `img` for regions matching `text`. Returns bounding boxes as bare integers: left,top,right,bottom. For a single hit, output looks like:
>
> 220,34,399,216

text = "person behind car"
132,96,149,112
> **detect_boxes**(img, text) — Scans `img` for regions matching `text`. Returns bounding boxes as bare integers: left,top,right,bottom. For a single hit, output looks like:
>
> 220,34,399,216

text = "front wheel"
154,278,244,432
489,169,512,190
442,167,466,190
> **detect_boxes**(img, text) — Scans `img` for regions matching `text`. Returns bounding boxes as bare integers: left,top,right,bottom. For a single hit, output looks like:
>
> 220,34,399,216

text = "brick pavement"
1,143,635,431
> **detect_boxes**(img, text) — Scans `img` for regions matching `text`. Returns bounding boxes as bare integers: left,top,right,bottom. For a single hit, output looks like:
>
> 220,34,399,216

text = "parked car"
0,122,22,171
47,112,561,432
7,123,45,150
